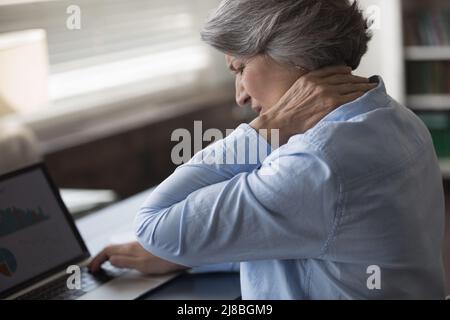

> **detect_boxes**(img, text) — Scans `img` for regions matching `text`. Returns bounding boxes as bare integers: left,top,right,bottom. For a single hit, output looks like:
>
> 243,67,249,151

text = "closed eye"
228,63,245,75
237,65,245,75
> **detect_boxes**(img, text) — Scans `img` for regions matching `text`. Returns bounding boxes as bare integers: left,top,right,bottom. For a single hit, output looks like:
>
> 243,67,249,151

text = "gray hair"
200,0,372,70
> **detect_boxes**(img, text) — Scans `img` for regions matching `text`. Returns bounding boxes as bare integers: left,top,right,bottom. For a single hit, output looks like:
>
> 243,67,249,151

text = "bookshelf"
323,0,450,177
407,95,450,111
401,0,450,178
405,46,450,61
439,159,450,178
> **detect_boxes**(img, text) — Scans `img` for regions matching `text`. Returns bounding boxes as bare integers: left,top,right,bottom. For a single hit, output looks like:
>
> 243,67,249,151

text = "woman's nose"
236,80,251,107
236,91,251,107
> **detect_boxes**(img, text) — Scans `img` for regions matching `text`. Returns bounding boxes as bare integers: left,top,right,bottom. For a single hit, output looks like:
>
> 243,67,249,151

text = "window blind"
0,0,220,100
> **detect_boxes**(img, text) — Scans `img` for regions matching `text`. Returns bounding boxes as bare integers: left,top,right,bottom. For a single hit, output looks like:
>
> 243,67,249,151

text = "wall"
44,98,245,199
355,0,405,104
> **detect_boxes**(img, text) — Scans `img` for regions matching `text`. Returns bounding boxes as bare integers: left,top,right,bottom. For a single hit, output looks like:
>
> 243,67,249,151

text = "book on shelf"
406,61,450,94
404,8,450,46
417,112,450,159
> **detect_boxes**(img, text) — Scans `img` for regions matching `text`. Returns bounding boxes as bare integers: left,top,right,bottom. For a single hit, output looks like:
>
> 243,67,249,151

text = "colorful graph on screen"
0,248,17,277
0,206,49,237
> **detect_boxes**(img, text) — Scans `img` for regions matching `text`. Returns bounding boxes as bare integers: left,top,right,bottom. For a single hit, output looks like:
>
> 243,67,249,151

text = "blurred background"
0,0,449,291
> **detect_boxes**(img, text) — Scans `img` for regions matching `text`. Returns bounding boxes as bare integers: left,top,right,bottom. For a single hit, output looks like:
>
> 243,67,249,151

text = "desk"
75,188,241,300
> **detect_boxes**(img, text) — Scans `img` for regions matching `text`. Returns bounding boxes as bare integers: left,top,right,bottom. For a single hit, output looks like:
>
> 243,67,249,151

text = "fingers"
88,249,109,273
88,243,136,273
336,82,377,94
321,74,370,85
338,91,366,105
310,65,352,78
109,256,145,272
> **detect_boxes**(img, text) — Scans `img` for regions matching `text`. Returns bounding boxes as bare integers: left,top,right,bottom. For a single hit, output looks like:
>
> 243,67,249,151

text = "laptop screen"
0,165,88,297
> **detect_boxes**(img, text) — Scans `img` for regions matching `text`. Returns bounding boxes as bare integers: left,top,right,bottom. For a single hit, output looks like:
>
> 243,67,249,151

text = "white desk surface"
75,189,151,255
74,188,241,300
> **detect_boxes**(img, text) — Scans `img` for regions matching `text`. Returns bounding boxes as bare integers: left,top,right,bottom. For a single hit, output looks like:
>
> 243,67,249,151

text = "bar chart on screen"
0,206,50,237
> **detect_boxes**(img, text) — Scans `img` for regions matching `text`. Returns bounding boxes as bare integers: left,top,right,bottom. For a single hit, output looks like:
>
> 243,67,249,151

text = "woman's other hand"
88,241,189,275
250,66,377,146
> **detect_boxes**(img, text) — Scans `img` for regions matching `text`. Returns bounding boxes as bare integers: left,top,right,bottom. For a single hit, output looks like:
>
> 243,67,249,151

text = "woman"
90,0,446,299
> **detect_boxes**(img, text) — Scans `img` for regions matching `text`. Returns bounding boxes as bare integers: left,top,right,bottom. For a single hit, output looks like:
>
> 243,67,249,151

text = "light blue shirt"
135,77,447,299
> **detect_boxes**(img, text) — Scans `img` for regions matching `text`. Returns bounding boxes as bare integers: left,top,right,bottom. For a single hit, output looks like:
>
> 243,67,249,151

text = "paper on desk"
60,188,118,214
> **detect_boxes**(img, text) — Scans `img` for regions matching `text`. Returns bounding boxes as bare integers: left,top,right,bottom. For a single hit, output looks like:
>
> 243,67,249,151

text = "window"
0,0,222,103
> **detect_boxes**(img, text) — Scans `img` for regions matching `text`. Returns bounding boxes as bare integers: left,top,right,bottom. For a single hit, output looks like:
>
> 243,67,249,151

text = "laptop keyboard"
15,264,126,300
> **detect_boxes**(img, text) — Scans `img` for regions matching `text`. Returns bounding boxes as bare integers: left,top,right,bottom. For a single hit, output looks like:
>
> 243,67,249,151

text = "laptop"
0,164,178,300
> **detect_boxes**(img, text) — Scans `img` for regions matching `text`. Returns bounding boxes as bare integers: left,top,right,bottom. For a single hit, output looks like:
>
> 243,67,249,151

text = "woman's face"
225,54,305,114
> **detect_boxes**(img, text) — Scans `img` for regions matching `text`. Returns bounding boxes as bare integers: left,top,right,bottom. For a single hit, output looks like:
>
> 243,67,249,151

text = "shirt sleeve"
135,124,339,267
189,262,240,274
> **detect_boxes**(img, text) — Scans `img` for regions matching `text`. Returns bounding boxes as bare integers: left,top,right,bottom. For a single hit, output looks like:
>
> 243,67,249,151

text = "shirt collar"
319,75,391,123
